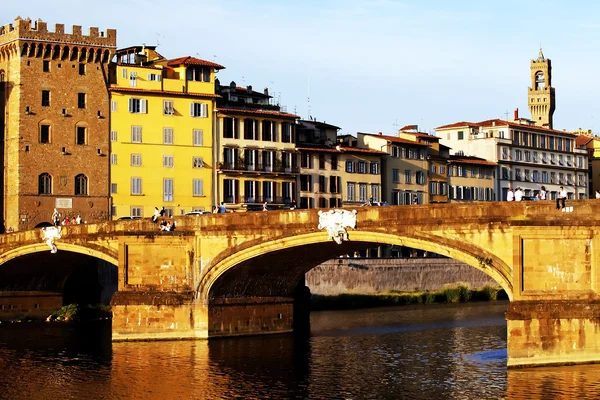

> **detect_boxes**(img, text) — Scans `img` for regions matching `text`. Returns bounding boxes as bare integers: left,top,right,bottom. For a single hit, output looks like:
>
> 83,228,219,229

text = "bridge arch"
200,230,513,302
0,243,118,267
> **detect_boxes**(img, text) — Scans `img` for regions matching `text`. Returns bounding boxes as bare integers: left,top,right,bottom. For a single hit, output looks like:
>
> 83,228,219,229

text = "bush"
49,304,112,322
440,287,461,303
456,283,472,302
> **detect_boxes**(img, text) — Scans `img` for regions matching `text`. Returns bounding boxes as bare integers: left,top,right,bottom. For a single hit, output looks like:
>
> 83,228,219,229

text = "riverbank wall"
306,258,497,295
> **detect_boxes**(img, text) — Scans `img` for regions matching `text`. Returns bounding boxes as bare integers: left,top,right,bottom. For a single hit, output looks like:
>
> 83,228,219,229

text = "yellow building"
447,156,496,202
108,46,223,218
214,81,299,210
358,132,429,204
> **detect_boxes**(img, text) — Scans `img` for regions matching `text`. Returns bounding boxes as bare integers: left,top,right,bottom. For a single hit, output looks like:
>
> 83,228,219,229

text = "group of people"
506,186,582,210
152,206,177,231
51,209,82,226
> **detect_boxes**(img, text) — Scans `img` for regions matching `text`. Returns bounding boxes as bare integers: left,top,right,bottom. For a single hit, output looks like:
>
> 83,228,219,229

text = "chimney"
264,87,269,96
514,108,519,120
378,132,382,136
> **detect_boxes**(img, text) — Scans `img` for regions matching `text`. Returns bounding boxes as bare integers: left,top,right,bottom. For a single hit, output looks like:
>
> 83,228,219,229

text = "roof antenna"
307,75,311,121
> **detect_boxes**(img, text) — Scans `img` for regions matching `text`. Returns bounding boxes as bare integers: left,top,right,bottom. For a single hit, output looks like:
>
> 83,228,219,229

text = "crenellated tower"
527,48,555,129
0,17,117,230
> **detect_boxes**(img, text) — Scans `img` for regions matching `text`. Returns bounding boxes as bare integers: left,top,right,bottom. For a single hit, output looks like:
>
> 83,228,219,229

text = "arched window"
535,71,545,90
74,174,88,195
38,173,52,194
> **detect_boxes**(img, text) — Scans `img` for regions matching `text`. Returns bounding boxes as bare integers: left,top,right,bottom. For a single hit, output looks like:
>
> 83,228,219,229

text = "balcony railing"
219,162,299,174
222,196,294,205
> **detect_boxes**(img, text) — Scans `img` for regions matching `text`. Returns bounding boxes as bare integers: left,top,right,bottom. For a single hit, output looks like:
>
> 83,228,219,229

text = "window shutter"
201,103,208,117
128,98,133,113
122,68,127,79
140,99,147,113
190,103,194,116
111,101,117,112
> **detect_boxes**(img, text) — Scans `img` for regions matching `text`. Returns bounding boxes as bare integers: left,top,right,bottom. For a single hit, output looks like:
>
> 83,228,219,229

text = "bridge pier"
506,301,600,367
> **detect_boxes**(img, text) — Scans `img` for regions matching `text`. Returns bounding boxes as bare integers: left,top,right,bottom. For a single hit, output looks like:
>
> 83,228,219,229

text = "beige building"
296,120,343,209
358,132,429,205
214,81,299,210
0,17,116,230
447,156,496,202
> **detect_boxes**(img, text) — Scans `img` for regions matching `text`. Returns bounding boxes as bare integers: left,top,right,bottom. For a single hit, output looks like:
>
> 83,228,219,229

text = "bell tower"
528,48,555,129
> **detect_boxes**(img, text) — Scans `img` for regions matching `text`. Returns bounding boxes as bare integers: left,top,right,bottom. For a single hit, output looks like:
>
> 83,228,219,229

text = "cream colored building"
358,132,429,204
447,156,496,202
214,81,299,210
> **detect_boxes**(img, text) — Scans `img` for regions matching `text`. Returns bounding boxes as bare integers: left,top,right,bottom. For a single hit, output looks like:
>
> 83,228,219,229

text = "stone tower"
0,17,116,230
528,48,555,129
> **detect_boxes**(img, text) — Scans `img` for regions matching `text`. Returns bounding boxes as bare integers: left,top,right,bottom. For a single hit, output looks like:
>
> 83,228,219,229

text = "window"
131,206,142,217
129,71,137,87
329,176,340,193
163,128,174,144
515,168,522,181
525,151,531,162
43,60,50,72
515,150,522,161
391,146,400,158
404,170,411,184
111,101,117,112
76,126,86,145
358,184,368,202
416,171,425,185
111,183,117,194
121,68,127,79
38,173,52,194
300,175,312,191
163,155,174,168
358,161,366,174
193,129,203,146
319,175,327,193
193,157,204,168
346,182,355,201
501,147,509,160
319,154,326,169
40,124,51,143
370,184,379,202
131,177,142,195
77,93,86,109
148,73,161,81
186,66,210,82
190,102,208,117
281,122,292,143
430,164,436,174
79,63,85,75
163,178,174,202
439,165,446,175
74,174,88,195
370,162,379,175
131,126,142,143
392,169,400,183
128,98,147,114
457,131,464,140
193,179,204,196
430,181,437,195
131,154,142,166
42,90,50,106
533,170,539,183
111,130,118,142
345,160,354,173
542,171,548,183
110,154,117,165
164,100,174,115
331,155,338,170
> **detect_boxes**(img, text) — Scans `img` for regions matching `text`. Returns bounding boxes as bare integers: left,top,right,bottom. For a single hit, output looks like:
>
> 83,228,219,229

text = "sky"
5,0,600,135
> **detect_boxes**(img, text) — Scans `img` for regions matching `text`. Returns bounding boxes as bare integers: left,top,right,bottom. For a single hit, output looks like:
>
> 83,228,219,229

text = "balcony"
218,162,299,174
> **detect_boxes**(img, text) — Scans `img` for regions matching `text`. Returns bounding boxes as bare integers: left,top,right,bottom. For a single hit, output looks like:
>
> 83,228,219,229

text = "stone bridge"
0,200,599,368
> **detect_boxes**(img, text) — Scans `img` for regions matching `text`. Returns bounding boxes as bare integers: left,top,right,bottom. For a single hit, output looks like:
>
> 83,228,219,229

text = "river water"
0,301,599,399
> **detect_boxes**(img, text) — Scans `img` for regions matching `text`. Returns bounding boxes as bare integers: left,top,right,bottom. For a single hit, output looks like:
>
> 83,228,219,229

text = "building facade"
447,156,496,202
0,17,116,230
358,132,429,205
109,46,223,218
296,120,343,209
214,81,299,210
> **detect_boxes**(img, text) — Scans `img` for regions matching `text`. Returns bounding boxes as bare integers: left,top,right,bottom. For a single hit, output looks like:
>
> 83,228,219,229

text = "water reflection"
0,302,599,399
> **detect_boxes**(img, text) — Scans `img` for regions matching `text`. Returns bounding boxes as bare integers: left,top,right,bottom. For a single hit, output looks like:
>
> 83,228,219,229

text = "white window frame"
193,129,203,146
131,154,142,166
193,179,204,196
131,177,142,195
111,100,117,112
163,100,174,116
163,178,174,202
110,154,117,165
110,130,117,142
121,68,127,79
131,206,142,217
129,71,137,87
190,102,208,118
128,98,147,114
131,126,142,143
148,73,162,81
163,155,174,168
163,127,174,144
193,157,204,168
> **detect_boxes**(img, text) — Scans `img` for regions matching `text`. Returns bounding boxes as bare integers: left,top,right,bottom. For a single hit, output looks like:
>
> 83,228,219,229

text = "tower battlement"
0,17,116,47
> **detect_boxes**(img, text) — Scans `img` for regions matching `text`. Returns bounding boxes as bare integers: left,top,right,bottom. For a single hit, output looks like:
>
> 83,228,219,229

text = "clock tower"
528,49,555,129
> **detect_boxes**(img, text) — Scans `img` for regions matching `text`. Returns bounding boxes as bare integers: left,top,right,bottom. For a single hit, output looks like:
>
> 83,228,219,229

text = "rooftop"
167,56,225,70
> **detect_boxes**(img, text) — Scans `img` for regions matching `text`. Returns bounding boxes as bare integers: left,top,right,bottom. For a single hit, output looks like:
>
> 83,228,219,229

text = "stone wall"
306,258,497,295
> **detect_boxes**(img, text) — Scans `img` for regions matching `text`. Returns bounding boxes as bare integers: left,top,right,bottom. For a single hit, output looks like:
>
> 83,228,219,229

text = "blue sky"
5,1,600,135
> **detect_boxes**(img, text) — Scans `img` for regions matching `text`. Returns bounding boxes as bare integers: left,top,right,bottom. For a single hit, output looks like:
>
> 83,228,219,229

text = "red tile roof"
167,56,225,70
399,124,418,131
216,107,298,119
360,132,429,147
448,156,496,166
296,144,387,155
575,135,594,147
108,87,221,99
437,118,578,136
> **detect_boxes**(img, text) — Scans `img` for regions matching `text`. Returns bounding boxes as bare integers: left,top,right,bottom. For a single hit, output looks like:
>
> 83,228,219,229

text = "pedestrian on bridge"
596,189,600,199
538,186,547,200
556,186,567,210
514,187,523,202
52,208,60,226
506,188,514,201
152,207,160,222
